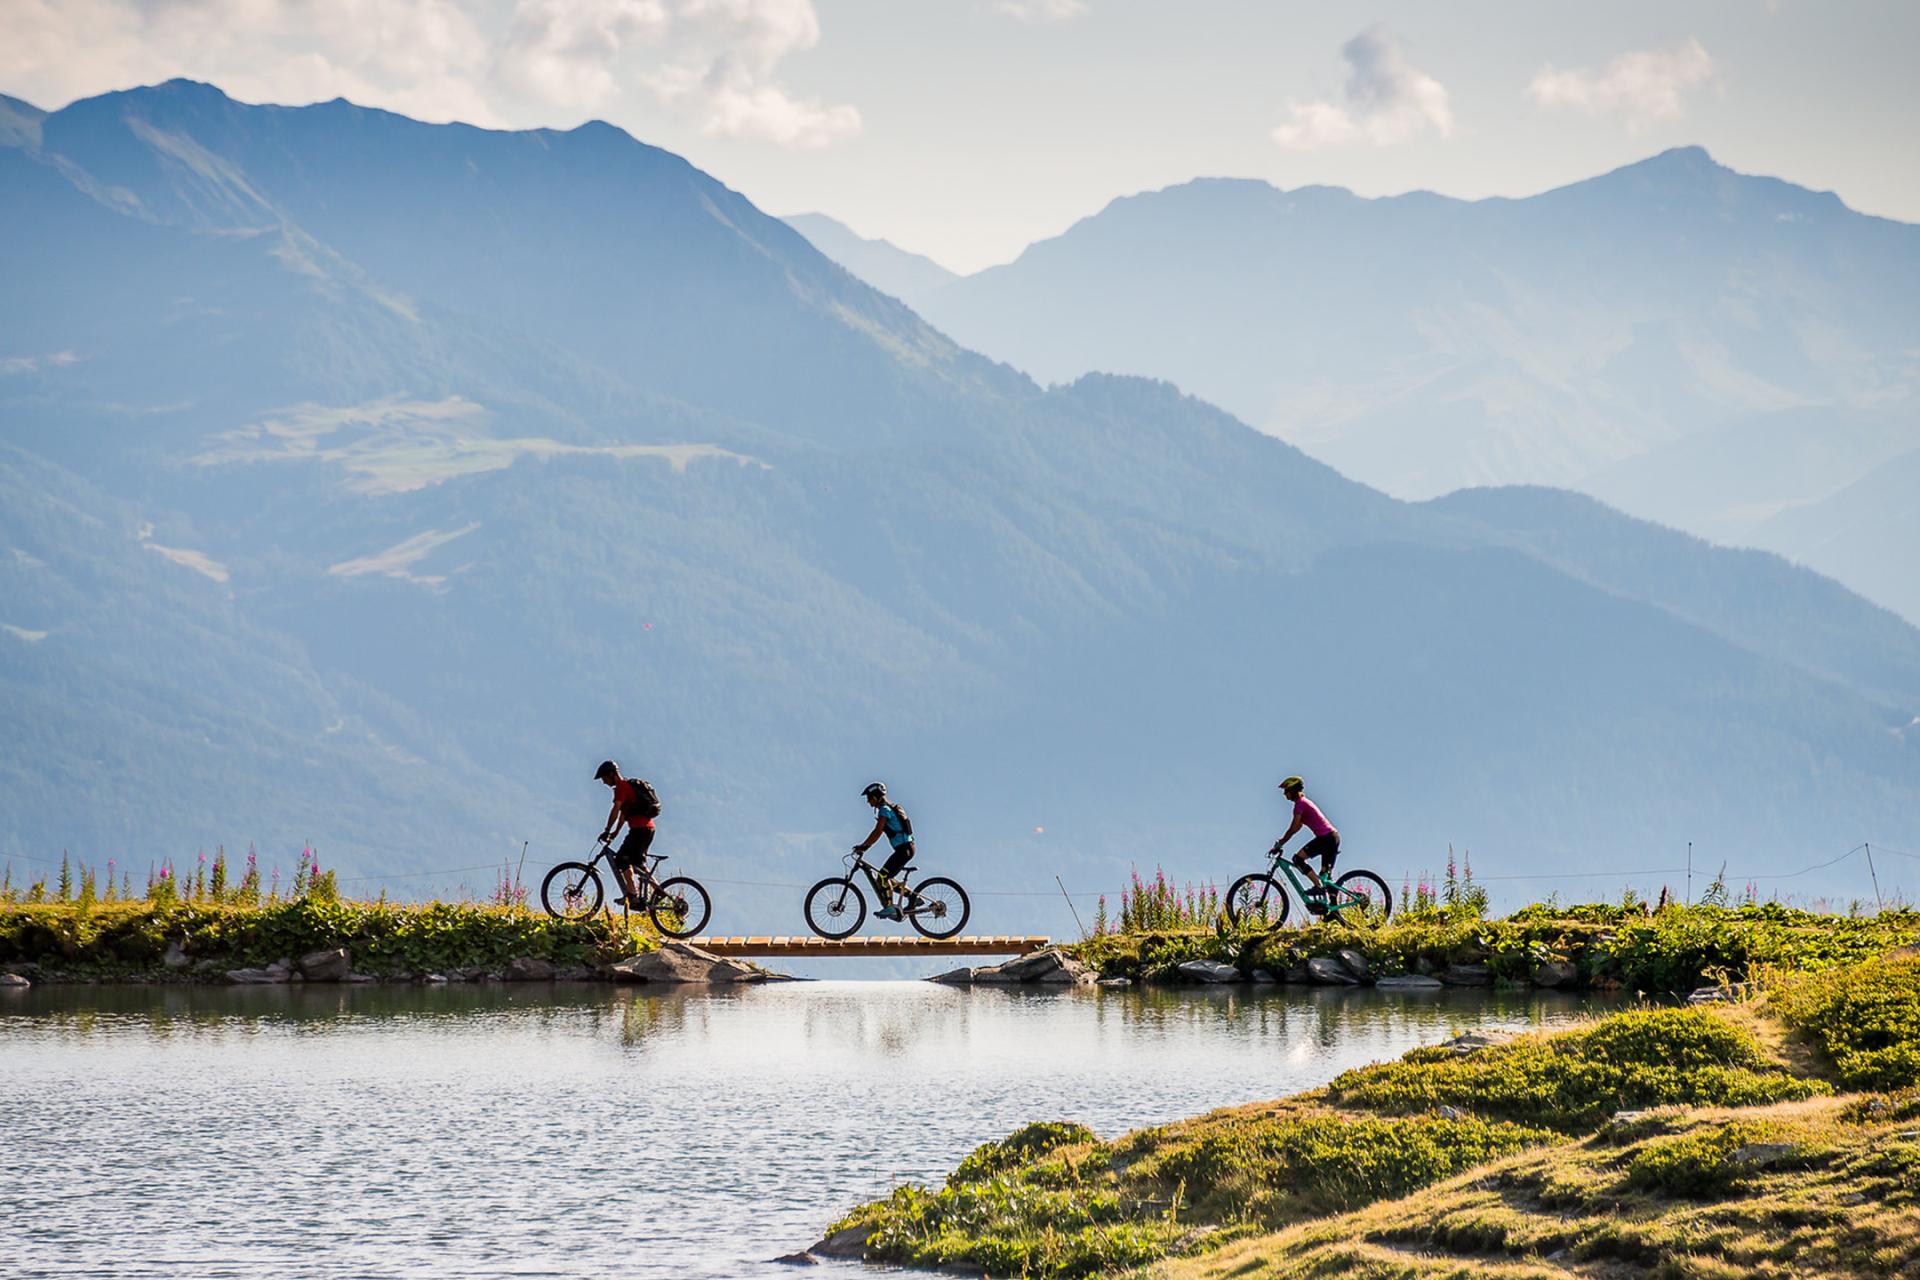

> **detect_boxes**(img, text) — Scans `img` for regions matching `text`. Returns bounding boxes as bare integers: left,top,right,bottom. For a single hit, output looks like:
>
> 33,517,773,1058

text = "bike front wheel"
804,878,867,939
1225,873,1290,928
541,862,604,921
1332,869,1393,924
649,876,712,939
906,877,970,939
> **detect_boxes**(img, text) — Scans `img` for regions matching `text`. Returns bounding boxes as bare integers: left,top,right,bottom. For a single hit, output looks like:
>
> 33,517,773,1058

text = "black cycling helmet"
861,781,887,800
594,760,619,782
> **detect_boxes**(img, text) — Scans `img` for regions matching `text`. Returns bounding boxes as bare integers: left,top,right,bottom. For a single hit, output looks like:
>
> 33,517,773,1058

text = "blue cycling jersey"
878,803,913,849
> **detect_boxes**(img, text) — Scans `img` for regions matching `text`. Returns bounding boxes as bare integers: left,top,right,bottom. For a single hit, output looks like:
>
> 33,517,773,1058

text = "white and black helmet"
861,781,887,800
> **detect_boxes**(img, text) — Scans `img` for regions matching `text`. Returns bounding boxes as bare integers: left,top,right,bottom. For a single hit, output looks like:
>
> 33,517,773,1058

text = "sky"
3,0,1917,272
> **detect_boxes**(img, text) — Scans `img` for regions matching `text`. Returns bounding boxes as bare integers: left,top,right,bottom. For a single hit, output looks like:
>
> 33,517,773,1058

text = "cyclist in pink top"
1274,775,1340,885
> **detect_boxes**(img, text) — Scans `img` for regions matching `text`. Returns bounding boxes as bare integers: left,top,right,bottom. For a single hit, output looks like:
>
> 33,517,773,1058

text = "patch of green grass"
1326,1009,1828,1132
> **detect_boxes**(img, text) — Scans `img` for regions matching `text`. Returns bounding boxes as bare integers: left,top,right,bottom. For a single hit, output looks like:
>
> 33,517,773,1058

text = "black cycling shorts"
1295,832,1339,870
615,824,656,867
880,842,914,877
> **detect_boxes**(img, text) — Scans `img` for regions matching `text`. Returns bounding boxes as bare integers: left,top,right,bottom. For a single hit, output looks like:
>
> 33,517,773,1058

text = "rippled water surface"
1,980,1615,1278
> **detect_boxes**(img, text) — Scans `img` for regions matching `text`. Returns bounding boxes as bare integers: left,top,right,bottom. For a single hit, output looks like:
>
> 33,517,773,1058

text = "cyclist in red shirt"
595,759,659,909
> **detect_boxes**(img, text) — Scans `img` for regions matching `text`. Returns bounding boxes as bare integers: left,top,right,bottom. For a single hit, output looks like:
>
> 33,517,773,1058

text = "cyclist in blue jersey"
854,781,915,921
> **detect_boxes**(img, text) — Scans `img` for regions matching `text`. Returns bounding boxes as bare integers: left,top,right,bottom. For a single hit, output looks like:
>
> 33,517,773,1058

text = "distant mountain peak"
0,93,44,148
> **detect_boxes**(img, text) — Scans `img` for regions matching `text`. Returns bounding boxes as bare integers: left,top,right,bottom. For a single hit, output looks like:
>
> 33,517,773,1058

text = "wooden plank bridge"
687,935,1050,958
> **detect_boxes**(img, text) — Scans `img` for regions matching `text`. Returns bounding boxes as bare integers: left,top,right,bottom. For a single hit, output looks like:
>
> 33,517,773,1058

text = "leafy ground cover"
0,899,652,980
828,950,1920,1278
1067,903,1920,994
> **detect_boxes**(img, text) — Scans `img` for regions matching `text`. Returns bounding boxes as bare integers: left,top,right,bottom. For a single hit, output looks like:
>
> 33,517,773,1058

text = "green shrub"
1327,1009,1828,1132
1771,954,1920,1091
1626,1122,1803,1198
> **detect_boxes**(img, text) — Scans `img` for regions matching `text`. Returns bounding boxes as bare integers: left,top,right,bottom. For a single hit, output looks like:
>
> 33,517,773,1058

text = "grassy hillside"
823,948,1920,1277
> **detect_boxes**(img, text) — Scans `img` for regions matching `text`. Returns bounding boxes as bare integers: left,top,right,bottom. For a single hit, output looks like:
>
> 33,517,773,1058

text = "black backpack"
886,802,913,839
621,778,662,821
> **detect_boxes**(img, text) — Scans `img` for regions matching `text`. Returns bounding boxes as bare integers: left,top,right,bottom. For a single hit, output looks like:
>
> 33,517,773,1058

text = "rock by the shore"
161,941,191,970
1441,963,1493,986
1532,959,1578,989
504,956,557,981
971,948,1093,986
1335,949,1371,982
1249,969,1276,983
771,1251,819,1266
927,965,979,985
807,1225,873,1259
298,947,352,983
1176,959,1241,984
226,959,293,985
1437,1030,1514,1056
0,972,30,989
1375,974,1444,990
611,941,772,984
1096,975,1132,988
1307,956,1359,985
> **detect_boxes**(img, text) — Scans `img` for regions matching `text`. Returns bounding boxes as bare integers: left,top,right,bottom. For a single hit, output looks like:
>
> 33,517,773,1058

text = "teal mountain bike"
1224,845,1392,927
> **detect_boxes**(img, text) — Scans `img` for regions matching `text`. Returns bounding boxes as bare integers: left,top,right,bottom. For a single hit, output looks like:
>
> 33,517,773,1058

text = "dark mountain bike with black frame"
803,850,970,940
541,837,712,938
1224,843,1392,928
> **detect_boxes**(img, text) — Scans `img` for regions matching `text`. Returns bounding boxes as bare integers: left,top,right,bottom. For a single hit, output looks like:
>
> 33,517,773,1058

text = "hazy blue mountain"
784,212,958,306
2,83,1916,922
912,150,1920,622
1747,448,1920,628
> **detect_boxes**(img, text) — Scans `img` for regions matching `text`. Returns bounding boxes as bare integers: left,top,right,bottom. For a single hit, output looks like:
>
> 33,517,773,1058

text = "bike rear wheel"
1225,873,1290,927
804,878,867,939
649,876,712,939
1332,869,1393,924
541,862,604,920
906,876,970,939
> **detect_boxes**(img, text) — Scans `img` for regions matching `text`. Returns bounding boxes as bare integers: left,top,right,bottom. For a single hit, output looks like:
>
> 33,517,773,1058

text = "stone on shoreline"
1441,963,1493,986
1336,949,1371,982
806,1225,873,1259
1532,959,1577,988
0,972,29,989
226,959,293,985
298,947,352,982
970,948,1093,986
161,941,190,970
504,956,557,981
1436,1030,1514,1056
1307,956,1359,985
927,965,979,985
1176,959,1241,984
611,941,776,984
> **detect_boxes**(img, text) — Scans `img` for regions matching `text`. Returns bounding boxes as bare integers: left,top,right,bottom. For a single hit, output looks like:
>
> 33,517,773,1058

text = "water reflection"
1,981,1619,1279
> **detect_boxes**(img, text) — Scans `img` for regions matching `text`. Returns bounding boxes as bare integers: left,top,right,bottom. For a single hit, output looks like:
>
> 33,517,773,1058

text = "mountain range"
3,81,1916,923
789,151,1920,627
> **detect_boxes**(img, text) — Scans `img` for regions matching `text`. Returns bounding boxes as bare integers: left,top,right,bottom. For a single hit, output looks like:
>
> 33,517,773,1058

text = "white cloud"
1528,39,1717,131
1273,26,1452,150
0,0,856,147
0,351,80,375
993,0,1088,22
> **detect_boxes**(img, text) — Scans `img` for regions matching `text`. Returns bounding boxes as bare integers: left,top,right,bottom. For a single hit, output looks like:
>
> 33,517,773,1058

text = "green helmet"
1279,776,1304,793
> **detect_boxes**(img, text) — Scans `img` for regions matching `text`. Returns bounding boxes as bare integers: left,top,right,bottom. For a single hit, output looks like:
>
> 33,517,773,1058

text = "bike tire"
804,878,866,940
649,876,712,939
906,876,970,940
541,862,604,921
1334,869,1393,924
1225,873,1290,928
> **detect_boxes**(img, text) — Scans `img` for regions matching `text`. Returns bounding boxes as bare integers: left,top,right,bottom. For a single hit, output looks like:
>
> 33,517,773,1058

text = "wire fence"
5,841,1913,907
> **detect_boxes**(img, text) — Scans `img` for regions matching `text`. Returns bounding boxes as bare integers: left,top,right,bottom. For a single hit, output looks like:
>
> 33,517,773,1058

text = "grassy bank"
0,899,656,983
1066,902,1920,994
826,949,1920,1277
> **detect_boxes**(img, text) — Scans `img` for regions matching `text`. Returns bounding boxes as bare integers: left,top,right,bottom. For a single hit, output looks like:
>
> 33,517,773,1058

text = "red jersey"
613,778,656,830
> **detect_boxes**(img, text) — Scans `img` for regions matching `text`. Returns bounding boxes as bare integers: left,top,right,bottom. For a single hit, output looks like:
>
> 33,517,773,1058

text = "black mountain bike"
1224,844,1392,928
803,850,970,940
540,838,712,938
